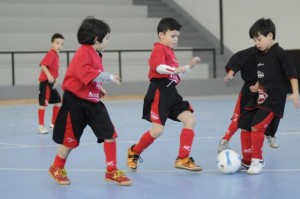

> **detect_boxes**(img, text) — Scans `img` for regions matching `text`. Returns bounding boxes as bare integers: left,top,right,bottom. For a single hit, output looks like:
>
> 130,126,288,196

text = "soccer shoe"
175,157,203,171
247,158,265,175
265,135,279,148
218,139,230,153
240,159,251,169
48,165,71,185
127,145,143,170
49,124,54,129
105,170,132,186
38,125,48,134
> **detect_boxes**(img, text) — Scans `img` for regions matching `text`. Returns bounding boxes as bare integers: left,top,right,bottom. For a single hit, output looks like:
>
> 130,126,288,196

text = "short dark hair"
51,33,64,42
249,18,276,40
77,16,111,44
157,17,182,35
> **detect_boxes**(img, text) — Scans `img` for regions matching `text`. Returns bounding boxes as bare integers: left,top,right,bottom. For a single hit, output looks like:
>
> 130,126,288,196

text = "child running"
127,17,202,172
218,46,280,152
38,33,64,134
238,18,299,174
48,16,132,185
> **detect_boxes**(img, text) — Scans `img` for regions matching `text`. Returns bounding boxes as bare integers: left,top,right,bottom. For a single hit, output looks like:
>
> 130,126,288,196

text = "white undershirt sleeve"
156,64,176,74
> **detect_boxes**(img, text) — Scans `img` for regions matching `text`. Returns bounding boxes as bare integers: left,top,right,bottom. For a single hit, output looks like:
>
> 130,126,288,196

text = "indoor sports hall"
1,0,300,199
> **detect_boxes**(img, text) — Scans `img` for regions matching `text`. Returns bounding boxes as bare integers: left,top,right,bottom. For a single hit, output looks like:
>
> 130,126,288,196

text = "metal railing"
0,48,216,86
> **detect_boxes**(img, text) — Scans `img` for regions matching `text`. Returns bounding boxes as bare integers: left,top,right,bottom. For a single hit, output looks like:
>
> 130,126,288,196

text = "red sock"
53,155,66,169
240,130,252,165
104,141,117,172
222,119,238,141
133,131,155,154
52,106,60,125
251,131,264,159
38,109,45,126
178,128,194,159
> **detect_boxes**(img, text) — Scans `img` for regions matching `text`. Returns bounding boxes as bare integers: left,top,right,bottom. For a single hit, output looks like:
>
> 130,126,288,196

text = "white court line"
1,167,300,173
1,132,299,150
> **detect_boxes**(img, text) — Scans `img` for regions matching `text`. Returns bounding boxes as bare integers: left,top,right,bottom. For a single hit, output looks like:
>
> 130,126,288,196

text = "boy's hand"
111,75,121,85
288,93,300,108
224,70,234,82
189,57,201,69
100,87,107,98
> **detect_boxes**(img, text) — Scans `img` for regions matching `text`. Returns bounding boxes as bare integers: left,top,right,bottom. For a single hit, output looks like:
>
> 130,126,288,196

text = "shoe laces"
130,153,143,164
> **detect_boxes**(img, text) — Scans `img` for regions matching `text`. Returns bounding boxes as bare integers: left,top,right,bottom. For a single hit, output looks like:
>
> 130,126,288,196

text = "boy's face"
252,32,274,52
51,38,64,53
158,30,180,48
95,33,109,52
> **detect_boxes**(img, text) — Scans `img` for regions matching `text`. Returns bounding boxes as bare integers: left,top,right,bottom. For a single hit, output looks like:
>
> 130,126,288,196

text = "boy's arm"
40,65,54,83
93,71,121,85
289,78,300,108
156,57,201,75
224,69,235,82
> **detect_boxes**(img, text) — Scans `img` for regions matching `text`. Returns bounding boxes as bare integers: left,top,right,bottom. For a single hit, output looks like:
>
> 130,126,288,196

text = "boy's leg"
218,93,241,152
175,111,202,171
240,130,252,168
127,124,161,170
104,139,132,186
38,106,48,134
49,145,72,185
247,110,274,175
265,116,280,148
51,104,61,128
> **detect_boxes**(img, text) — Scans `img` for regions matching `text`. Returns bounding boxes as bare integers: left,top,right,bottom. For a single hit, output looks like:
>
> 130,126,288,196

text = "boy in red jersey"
238,18,299,174
38,33,64,134
48,16,131,186
127,18,202,171
218,47,280,153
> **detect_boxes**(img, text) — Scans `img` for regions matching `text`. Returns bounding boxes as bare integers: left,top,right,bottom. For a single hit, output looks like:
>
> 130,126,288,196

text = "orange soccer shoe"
127,145,143,170
175,157,203,171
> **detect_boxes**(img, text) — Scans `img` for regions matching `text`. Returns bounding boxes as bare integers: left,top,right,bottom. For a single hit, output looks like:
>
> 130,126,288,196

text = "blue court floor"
0,95,300,199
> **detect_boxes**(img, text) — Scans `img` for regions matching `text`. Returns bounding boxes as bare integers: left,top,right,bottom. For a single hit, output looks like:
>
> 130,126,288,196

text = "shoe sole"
175,165,203,171
105,178,132,186
48,171,71,185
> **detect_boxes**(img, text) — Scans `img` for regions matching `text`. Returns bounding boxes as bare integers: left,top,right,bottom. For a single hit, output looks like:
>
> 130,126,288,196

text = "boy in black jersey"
238,18,299,174
218,47,280,153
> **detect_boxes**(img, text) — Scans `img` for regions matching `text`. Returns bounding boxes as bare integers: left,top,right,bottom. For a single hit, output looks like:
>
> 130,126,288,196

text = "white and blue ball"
217,149,241,174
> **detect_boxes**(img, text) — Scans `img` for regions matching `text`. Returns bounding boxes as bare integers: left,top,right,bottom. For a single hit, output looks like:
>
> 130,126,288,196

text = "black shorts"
38,81,61,106
238,108,276,132
142,78,193,125
53,91,117,148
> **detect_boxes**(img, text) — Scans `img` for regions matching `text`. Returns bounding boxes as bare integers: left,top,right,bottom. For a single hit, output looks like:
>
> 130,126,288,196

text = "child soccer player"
48,16,132,186
218,47,280,152
238,18,299,174
127,17,202,171
38,33,64,134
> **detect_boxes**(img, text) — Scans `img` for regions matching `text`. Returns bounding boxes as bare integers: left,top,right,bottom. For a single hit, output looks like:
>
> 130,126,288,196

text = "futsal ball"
216,149,241,174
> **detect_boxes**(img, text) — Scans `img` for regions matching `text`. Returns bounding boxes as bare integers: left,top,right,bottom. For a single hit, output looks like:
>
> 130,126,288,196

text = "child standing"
238,18,299,174
127,18,202,171
48,16,131,186
38,33,64,134
218,46,280,153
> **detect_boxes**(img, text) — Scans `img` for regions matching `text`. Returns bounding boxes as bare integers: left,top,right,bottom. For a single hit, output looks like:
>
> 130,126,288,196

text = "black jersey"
225,47,258,109
246,43,298,117
225,46,258,84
